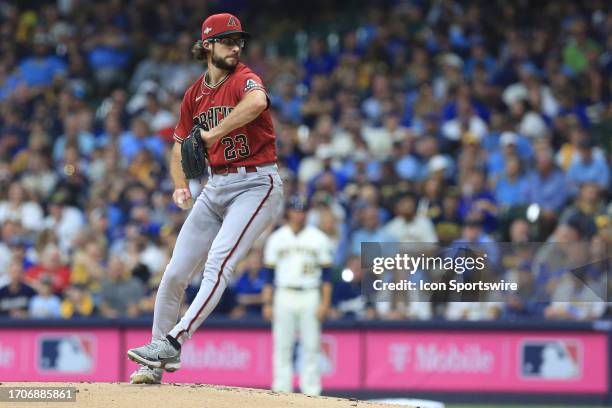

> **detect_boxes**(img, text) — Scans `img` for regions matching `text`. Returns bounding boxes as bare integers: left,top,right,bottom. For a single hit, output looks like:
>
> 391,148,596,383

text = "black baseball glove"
180,124,208,179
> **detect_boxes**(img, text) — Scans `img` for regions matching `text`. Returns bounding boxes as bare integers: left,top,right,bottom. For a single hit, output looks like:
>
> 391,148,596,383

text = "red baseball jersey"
173,63,276,167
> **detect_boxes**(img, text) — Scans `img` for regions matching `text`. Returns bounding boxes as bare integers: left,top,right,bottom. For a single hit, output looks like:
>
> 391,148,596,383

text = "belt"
210,162,275,175
280,286,319,291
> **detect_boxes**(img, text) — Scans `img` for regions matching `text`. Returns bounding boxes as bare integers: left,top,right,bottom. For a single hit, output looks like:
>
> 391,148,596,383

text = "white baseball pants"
272,287,322,396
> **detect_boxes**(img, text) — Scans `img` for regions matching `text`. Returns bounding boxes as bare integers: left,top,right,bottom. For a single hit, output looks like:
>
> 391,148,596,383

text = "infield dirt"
0,382,404,408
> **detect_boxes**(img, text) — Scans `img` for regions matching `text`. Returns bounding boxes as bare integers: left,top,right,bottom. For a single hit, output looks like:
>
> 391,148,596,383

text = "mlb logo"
320,335,336,376
520,340,581,380
38,334,94,373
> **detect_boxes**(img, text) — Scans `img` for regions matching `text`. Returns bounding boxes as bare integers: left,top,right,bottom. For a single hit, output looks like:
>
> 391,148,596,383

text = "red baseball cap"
201,13,251,42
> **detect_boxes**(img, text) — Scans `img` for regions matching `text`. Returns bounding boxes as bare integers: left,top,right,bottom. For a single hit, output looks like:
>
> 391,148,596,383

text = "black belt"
280,286,318,291
210,162,275,175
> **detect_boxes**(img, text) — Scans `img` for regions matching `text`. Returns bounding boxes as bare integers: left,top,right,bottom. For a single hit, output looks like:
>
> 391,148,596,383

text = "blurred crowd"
0,0,610,322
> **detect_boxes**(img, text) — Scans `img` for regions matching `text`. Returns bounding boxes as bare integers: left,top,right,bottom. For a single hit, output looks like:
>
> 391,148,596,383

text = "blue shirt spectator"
494,156,528,208
495,175,528,208
459,170,498,233
120,118,165,163
302,39,337,85
18,55,67,87
29,291,62,318
566,141,610,192
486,132,533,179
53,131,96,163
0,73,23,101
349,206,393,256
524,149,569,211
88,46,130,72
233,268,267,315
394,154,421,181
270,78,303,123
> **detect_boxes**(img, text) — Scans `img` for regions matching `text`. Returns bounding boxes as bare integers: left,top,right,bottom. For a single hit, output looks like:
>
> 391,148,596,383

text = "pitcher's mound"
0,382,405,408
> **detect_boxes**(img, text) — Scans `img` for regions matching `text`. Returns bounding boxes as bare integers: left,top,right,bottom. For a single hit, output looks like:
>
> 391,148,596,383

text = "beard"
211,52,239,71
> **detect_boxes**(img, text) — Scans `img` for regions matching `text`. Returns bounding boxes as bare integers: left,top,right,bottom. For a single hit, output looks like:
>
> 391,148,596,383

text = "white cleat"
130,365,163,384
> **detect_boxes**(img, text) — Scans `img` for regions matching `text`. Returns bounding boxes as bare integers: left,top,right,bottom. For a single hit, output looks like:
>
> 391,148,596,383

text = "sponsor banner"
124,329,360,389
321,332,361,389
0,329,120,381
365,331,608,393
291,332,361,389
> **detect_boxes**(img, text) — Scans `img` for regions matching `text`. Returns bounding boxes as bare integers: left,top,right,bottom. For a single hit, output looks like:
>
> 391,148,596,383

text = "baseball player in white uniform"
262,195,334,396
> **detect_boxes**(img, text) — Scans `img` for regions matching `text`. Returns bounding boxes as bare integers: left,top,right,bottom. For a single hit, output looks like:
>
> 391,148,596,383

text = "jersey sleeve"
263,233,279,268
318,232,334,267
173,86,195,143
235,71,269,108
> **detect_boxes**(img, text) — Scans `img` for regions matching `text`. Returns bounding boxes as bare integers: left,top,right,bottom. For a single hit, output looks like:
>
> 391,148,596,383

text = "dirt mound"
0,382,403,408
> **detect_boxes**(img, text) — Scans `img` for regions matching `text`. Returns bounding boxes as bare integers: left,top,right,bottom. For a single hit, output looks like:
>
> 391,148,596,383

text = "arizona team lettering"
195,106,234,131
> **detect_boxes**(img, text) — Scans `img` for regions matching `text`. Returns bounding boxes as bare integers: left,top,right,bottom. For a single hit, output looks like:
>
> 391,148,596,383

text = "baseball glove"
181,124,208,179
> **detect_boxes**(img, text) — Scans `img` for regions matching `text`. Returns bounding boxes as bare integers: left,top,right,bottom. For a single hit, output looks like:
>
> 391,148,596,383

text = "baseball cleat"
127,338,181,372
130,365,163,384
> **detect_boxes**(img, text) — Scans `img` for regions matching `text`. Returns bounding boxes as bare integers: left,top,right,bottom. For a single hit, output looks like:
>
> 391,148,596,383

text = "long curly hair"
191,40,207,61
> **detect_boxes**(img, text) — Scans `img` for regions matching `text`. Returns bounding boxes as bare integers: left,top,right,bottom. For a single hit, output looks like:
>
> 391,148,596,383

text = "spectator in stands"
96,115,129,149
452,217,500,266
0,181,44,232
42,191,85,255
524,145,569,236
129,44,168,93
28,275,62,318
383,192,438,243
231,249,267,318
559,182,606,239
487,131,532,180
16,33,67,87
60,284,96,319
350,206,392,256
431,187,463,245
494,155,528,210
270,75,303,124
70,236,106,293
52,113,96,164
316,206,346,267
302,37,337,86
0,261,36,318
119,117,165,163
24,244,71,294
509,218,531,243
330,256,375,320
99,255,144,318
6,236,34,271
502,259,546,320
556,126,606,172
458,169,498,233
566,138,610,193
417,177,444,219
544,234,607,320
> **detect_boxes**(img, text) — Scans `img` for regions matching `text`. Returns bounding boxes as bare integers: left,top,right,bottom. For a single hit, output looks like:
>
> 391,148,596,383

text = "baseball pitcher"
262,195,334,396
127,13,283,384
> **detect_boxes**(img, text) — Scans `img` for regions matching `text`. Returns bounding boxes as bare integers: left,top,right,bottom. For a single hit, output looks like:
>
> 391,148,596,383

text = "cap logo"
203,27,212,34
227,16,238,27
